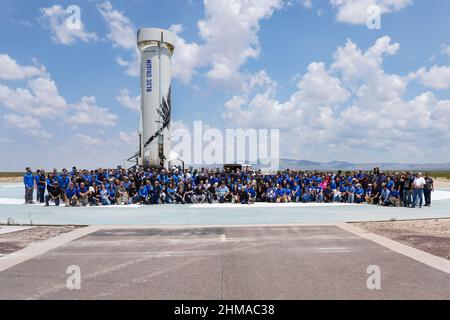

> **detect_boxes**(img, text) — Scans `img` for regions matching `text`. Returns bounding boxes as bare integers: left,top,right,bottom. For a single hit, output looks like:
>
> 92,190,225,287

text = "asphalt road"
0,226,449,299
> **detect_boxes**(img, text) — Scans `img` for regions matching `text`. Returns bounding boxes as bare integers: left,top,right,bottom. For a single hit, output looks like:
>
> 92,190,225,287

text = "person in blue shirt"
276,185,286,203
165,183,176,204
380,184,391,206
138,184,149,204
390,187,401,207
65,182,79,207
355,184,365,203
292,181,301,202
346,183,356,203
58,170,71,199
23,167,35,204
108,184,116,205
245,184,256,204
35,169,46,203
302,182,313,202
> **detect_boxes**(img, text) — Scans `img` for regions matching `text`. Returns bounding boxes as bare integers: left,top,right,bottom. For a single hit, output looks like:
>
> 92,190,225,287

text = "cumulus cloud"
119,131,138,144
40,5,98,45
222,36,450,162
174,0,283,90
97,1,140,76
330,0,412,25
0,75,118,127
4,113,53,140
69,96,119,127
116,89,140,112
0,76,67,117
412,66,450,90
98,0,282,91
0,54,45,80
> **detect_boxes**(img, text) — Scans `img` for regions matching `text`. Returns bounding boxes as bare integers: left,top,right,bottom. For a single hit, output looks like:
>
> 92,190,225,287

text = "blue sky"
1,0,450,170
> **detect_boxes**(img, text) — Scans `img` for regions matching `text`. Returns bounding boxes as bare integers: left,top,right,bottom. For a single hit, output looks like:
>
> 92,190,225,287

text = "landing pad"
1,184,450,225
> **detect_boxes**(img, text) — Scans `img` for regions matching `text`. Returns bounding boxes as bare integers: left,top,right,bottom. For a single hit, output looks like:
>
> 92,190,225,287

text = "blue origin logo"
146,59,153,93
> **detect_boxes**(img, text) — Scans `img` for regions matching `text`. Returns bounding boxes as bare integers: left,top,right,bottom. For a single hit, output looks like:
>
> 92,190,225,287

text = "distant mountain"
272,159,450,171
195,159,450,171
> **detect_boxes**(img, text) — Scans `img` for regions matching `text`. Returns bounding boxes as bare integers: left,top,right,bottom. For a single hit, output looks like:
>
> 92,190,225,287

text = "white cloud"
4,113,52,140
413,66,450,90
0,54,119,131
69,96,119,127
40,5,98,45
300,0,313,9
0,77,67,117
330,0,412,25
97,1,135,50
191,0,283,89
98,0,283,91
221,36,450,162
0,53,45,80
70,133,102,146
116,89,140,112
442,44,450,58
97,1,140,76
119,131,138,144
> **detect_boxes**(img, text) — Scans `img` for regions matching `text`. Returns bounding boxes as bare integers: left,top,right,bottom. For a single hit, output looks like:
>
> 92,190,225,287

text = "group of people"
23,166,434,208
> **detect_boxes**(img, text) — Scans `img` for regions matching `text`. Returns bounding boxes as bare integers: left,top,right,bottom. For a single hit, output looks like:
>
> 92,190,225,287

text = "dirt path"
355,219,450,260
0,226,82,256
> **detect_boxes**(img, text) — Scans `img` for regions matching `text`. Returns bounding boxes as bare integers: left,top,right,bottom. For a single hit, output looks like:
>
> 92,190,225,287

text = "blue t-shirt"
66,188,77,198
24,173,34,188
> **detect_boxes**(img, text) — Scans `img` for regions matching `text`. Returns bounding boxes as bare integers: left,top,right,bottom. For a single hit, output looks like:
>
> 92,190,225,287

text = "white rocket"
137,28,175,169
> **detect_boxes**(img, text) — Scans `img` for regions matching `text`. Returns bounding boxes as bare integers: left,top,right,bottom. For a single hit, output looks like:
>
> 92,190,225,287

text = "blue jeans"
402,189,412,207
412,189,424,207
347,193,355,203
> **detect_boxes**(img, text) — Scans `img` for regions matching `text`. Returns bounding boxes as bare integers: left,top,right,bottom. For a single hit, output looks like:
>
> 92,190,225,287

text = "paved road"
0,226,449,299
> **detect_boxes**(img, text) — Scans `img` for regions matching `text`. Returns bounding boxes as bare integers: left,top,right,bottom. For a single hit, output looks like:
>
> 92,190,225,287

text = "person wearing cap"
45,173,61,207
23,167,35,204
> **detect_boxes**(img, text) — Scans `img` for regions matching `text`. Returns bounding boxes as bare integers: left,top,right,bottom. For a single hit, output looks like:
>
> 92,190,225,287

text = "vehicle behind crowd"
22,166,434,208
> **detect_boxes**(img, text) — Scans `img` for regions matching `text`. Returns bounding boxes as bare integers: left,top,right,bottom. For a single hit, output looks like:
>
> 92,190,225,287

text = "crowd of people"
23,166,434,208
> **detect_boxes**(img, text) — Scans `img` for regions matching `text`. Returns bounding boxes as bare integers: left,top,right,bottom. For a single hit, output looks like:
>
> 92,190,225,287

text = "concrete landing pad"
0,225,449,300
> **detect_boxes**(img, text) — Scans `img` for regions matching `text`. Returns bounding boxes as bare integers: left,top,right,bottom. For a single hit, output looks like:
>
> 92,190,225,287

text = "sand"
0,226,81,256
355,219,450,260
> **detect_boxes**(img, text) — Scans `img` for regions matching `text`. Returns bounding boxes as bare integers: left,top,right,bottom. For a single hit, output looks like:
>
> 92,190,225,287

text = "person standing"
412,172,426,208
423,172,434,207
401,172,413,207
36,169,46,203
23,167,34,204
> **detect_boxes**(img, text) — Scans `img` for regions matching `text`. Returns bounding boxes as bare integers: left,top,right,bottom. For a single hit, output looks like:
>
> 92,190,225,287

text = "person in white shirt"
412,172,426,208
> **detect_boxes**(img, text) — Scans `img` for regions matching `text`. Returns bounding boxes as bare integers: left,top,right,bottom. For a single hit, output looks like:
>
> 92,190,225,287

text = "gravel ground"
435,179,450,189
0,226,81,256
355,219,450,260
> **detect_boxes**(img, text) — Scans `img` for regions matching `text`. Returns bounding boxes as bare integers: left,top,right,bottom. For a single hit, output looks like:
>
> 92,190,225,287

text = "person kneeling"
65,183,79,207
45,181,61,207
